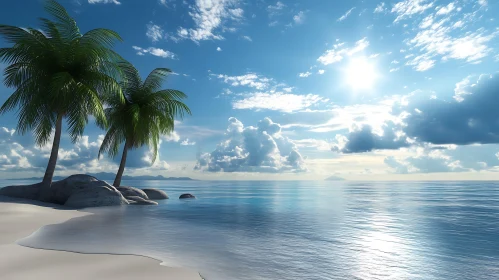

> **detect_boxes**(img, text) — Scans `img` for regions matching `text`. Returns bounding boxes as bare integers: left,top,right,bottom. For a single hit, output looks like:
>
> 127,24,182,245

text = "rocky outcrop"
117,186,149,200
0,174,128,208
0,183,41,200
126,196,158,205
179,193,195,199
65,185,128,208
142,189,169,200
49,174,114,205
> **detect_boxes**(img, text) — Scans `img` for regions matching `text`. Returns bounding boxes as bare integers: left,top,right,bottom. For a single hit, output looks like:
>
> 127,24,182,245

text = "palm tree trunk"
39,113,63,202
113,142,129,188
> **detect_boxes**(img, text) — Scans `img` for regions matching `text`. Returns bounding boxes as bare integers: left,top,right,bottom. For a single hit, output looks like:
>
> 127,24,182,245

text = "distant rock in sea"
179,193,195,199
324,176,346,181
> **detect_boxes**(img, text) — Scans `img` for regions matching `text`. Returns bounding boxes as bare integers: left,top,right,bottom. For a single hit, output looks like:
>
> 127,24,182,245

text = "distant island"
8,172,197,181
324,175,346,181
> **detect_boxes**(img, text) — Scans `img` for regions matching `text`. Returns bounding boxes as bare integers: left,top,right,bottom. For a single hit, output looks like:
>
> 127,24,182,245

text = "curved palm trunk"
113,142,129,188
39,113,63,202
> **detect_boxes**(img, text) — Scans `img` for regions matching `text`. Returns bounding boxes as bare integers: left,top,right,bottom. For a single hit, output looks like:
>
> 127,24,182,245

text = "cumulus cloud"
333,73,499,154
195,117,306,173
217,47,222,51
132,46,176,59
403,73,499,145
332,122,410,153
317,38,369,65
0,128,171,176
177,0,243,42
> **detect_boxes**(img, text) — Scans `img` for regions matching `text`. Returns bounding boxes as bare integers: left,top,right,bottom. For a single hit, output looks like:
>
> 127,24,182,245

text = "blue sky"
1,0,499,180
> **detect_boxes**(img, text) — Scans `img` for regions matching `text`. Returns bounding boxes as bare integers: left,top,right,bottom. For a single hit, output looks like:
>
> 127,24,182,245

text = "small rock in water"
126,196,158,205
142,188,169,200
179,193,195,199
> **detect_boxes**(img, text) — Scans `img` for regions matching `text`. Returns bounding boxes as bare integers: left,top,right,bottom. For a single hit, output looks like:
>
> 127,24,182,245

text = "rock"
50,174,117,205
65,185,129,208
179,193,195,199
142,188,169,200
126,196,158,205
117,186,149,200
0,183,41,200
1,174,129,208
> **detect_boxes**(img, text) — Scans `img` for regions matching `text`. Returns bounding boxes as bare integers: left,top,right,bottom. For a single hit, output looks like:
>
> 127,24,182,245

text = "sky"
0,0,499,180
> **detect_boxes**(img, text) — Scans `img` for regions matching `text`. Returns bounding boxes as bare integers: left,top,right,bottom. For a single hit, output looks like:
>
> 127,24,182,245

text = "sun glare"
345,57,378,90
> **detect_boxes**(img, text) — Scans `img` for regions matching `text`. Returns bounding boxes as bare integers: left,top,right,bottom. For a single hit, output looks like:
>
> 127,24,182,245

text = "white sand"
0,197,203,280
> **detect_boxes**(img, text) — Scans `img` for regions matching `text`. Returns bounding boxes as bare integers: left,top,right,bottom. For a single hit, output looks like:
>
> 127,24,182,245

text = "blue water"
10,180,499,280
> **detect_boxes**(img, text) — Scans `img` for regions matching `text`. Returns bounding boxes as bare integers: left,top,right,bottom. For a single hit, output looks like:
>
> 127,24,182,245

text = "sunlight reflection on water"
14,180,499,280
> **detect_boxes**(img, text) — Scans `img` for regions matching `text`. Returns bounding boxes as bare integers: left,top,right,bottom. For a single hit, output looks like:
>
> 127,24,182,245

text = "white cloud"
385,148,466,174
132,46,176,59
195,117,306,173
293,11,305,24
298,71,312,78
267,1,286,17
374,2,386,13
293,139,331,151
217,47,222,51
436,2,455,15
478,0,487,7
391,0,434,22
88,0,120,4
403,4,497,71
242,35,252,41
146,23,163,42
163,131,181,142
317,38,369,65
317,69,325,75
211,73,272,90
232,92,327,113
338,7,356,22
180,139,196,146
176,0,243,42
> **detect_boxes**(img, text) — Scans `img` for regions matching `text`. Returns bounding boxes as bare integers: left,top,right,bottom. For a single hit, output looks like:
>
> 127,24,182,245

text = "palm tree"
0,0,126,200
99,66,191,187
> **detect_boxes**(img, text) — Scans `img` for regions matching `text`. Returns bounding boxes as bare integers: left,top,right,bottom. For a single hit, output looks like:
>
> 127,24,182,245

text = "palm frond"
43,0,81,41
143,68,171,91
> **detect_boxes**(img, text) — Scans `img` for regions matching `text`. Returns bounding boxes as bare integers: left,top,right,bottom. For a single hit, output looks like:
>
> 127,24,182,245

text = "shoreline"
0,196,204,280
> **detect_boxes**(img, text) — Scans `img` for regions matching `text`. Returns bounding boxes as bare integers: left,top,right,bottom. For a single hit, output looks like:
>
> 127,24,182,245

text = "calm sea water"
8,180,499,280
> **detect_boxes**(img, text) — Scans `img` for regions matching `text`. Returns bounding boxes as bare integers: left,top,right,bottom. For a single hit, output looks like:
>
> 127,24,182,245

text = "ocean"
7,180,499,280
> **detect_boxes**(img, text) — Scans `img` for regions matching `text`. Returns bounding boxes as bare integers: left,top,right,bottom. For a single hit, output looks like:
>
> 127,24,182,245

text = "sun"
345,57,378,90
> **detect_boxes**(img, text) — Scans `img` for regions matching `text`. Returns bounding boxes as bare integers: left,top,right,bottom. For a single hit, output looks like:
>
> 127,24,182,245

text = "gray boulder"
50,174,116,205
0,183,41,200
65,185,128,208
142,188,169,200
179,193,195,199
126,196,158,205
117,186,149,200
